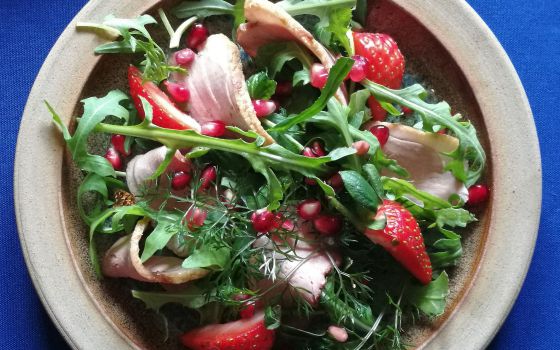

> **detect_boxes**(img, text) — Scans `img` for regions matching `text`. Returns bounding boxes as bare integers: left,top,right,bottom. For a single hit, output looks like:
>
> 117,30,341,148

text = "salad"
49,0,490,349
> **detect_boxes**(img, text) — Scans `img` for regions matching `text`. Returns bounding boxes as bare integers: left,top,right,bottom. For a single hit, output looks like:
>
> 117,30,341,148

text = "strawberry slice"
364,200,432,284
128,66,200,131
180,311,275,350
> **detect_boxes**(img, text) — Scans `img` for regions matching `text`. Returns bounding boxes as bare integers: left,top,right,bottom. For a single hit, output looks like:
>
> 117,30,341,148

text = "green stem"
262,119,304,151
327,196,365,231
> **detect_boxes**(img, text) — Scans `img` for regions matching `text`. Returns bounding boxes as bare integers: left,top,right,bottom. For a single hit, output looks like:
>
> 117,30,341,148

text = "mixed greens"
50,0,488,349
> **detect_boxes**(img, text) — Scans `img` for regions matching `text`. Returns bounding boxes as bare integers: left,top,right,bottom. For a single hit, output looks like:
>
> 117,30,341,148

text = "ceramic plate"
14,0,541,349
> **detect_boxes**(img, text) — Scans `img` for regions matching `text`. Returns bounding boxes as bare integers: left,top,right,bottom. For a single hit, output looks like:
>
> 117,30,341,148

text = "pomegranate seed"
313,214,343,235
199,165,217,192
401,106,413,115
201,121,226,137
171,171,191,191
369,125,390,147
302,147,316,158
275,81,292,96
221,188,236,208
281,219,295,232
310,63,329,89
251,209,277,233
186,207,207,230
174,48,195,66
327,173,344,189
240,302,256,319
104,147,122,170
297,199,322,220
111,134,129,156
186,23,208,50
437,128,447,135
348,55,368,82
311,140,327,156
352,140,370,155
164,81,190,103
328,326,349,343
252,99,276,118
467,184,490,206
304,178,317,186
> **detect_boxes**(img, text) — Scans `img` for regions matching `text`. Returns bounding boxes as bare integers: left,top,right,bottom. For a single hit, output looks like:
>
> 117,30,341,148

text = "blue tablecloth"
1,0,558,349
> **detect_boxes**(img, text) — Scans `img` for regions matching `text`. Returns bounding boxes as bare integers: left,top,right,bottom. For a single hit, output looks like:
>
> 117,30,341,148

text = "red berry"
111,134,129,156
186,207,208,230
467,184,489,206
304,178,318,186
240,302,256,319
174,48,195,66
352,140,370,156
369,99,387,121
186,23,208,50
313,214,343,235
252,99,276,118
171,171,191,191
199,165,217,192
251,209,277,233
348,55,368,82
310,63,328,89
297,199,322,220
302,147,316,158
369,125,390,147
275,81,292,96
281,219,295,232
402,106,413,115
201,120,226,137
327,173,344,189
104,147,122,170
311,140,326,157
163,81,190,103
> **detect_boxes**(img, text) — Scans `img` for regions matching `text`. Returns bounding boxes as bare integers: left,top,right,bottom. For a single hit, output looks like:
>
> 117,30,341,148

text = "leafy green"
429,238,463,269
182,245,231,270
246,72,277,100
339,170,380,211
48,90,129,177
264,305,282,330
173,0,234,18
292,68,310,87
326,7,353,54
141,212,184,262
132,285,211,312
362,164,384,200
270,57,354,132
255,42,314,77
363,80,486,186
405,271,449,317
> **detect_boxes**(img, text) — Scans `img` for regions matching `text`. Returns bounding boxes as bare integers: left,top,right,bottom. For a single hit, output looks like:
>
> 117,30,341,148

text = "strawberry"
352,32,405,121
180,311,275,350
128,66,200,130
364,200,432,284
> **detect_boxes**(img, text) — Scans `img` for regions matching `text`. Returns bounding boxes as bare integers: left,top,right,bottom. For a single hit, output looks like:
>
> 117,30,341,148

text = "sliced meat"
367,121,468,201
254,220,339,305
237,0,347,104
102,218,208,284
173,34,274,144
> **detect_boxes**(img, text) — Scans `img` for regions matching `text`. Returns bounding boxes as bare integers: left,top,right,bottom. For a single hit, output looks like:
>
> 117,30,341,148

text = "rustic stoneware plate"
14,0,541,349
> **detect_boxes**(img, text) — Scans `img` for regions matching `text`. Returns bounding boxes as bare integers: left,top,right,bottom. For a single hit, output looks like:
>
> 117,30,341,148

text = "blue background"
1,0,558,349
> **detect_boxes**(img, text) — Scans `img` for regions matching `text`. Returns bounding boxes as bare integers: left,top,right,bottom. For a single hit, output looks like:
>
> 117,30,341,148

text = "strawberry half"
180,311,275,350
364,200,432,284
353,32,405,121
128,66,200,131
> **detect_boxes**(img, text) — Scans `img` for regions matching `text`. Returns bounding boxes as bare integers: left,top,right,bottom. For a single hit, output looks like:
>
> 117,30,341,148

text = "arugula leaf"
269,57,354,132
132,285,211,311
77,173,126,225
326,7,353,54
141,213,184,262
363,80,486,186
340,170,380,211
292,68,310,87
362,164,384,199
48,90,129,177
405,271,449,317
264,305,282,330
429,238,463,269
182,245,231,270
246,72,277,100
255,42,314,77
173,0,234,18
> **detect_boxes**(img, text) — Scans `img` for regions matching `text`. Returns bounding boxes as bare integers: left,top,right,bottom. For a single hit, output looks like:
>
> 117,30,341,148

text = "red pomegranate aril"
251,209,277,233
186,207,208,230
240,302,256,319
313,214,343,235
252,99,276,118
111,134,129,156
302,147,316,158
311,140,327,157
352,140,370,156
327,173,344,189
174,48,195,66
348,55,368,82
172,171,192,190
467,184,489,206
281,219,295,232
297,199,322,220
369,125,390,147
104,147,122,170
311,63,329,89
401,106,413,115
186,23,208,50
304,177,317,186
199,165,217,192
201,121,226,137
275,81,292,96
163,81,190,103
